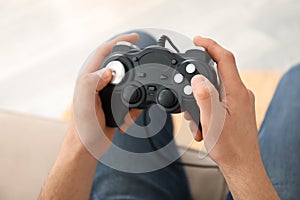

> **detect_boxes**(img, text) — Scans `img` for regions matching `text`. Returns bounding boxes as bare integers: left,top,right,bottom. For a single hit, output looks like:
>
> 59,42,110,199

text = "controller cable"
143,109,218,169
157,35,180,53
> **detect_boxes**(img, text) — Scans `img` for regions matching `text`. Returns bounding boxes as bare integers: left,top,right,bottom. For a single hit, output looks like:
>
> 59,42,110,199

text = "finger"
82,33,139,75
76,67,112,97
185,111,203,141
184,112,192,121
195,129,203,141
119,109,142,133
189,121,203,141
193,36,243,94
95,68,113,91
191,74,219,133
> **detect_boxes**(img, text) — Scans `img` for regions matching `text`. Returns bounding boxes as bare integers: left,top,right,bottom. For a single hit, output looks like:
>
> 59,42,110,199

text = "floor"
0,0,300,119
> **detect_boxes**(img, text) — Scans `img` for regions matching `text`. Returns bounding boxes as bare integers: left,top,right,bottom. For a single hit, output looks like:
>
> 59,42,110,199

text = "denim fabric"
227,64,300,200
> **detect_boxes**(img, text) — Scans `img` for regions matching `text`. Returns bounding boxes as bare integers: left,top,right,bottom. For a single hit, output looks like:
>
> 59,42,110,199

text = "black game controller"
99,35,219,129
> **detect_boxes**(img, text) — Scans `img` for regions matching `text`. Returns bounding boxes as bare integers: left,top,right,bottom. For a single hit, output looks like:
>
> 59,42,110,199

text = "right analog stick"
122,85,142,104
157,89,178,108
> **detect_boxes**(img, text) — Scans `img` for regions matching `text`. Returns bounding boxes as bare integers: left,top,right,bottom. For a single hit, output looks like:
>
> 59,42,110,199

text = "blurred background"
0,0,300,199
0,0,300,119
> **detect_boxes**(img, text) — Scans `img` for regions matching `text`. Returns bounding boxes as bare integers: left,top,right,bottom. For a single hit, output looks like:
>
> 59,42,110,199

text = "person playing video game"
39,31,299,200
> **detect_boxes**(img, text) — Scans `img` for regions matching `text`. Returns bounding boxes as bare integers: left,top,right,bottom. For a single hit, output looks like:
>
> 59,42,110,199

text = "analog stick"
106,60,125,84
122,85,142,104
157,89,178,108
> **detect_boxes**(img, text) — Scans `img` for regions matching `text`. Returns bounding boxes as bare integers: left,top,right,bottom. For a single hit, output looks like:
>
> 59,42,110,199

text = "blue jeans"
91,31,300,199
227,64,300,200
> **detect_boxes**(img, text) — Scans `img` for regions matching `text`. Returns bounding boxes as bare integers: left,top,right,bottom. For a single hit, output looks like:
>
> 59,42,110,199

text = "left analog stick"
122,85,142,104
106,60,125,84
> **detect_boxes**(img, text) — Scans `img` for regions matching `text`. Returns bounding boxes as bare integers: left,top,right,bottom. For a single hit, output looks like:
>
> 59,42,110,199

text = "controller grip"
99,85,128,127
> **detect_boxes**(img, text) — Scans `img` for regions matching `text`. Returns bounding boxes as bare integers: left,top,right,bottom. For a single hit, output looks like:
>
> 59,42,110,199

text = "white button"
186,63,196,74
183,85,193,95
174,73,184,83
106,60,125,84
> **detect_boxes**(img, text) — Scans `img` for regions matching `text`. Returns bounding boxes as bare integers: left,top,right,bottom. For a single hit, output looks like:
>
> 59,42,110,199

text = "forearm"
220,153,280,200
39,125,98,200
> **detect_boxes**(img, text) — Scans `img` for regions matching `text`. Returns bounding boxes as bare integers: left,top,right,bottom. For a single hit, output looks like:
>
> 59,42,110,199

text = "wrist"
218,151,279,199
218,148,264,176
60,121,94,159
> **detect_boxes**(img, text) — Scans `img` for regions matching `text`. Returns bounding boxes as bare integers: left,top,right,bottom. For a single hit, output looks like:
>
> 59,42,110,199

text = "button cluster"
172,63,197,95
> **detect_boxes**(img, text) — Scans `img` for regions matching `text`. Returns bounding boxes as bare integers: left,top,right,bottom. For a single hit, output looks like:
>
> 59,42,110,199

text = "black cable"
157,35,180,53
143,109,218,169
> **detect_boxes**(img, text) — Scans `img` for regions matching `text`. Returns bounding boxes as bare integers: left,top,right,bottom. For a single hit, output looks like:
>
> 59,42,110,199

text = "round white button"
183,85,193,95
106,60,125,84
186,63,196,74
174,73,184,83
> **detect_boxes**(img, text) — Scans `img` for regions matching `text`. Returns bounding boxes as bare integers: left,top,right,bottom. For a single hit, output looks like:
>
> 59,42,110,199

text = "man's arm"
191,36,280,200
220,152,278,199
39,124,98,200
39,33,140,200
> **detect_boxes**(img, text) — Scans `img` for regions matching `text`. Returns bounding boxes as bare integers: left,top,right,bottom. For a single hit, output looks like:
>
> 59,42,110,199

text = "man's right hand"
186,36,279,200
189,36,258,168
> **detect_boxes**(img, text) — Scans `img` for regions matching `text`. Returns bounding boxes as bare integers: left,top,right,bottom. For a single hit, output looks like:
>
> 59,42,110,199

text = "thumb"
191,75,218,133
95,68,113,91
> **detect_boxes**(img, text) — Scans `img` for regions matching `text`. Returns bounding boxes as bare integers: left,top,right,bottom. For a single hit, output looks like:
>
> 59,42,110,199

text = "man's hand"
186,36,279,199
71,33,142,159
188,36,257,168
39,33,141,200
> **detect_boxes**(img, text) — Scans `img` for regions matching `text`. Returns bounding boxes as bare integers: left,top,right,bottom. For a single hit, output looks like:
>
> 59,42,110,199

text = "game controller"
99,35,219,129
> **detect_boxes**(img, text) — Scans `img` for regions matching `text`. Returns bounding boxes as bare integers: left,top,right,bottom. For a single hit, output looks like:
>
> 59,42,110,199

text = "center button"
147,86,156,91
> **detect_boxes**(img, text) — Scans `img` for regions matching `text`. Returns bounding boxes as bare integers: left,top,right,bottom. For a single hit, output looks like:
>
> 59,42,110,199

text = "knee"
280,63,300,87
283,63,300,81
